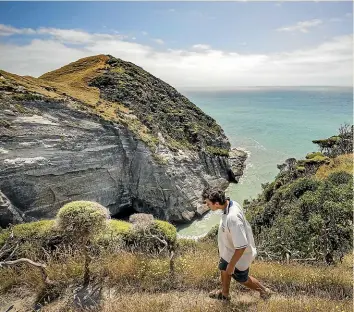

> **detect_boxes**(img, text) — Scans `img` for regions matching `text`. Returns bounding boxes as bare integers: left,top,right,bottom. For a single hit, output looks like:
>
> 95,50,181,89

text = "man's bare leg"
240,275,273,299
221,270,232,297
240,275,266,292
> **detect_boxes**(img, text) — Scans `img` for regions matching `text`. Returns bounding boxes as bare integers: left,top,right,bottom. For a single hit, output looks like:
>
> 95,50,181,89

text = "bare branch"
0,258,54,285
143,228,168,254
5,243,19,261
0,228,14,258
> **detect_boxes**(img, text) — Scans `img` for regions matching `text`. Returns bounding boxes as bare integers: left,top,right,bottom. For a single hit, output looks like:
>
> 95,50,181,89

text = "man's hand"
225,263,234,276
226,247,247,276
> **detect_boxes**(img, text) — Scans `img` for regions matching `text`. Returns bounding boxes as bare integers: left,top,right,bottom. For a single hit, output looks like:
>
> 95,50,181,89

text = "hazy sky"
0,1,352,90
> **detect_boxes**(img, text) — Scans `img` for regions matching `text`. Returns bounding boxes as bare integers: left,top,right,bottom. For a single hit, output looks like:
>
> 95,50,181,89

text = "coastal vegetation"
244,125,353,264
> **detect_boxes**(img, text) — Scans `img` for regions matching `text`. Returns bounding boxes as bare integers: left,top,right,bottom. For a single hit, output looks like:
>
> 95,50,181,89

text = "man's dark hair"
202,186,227,205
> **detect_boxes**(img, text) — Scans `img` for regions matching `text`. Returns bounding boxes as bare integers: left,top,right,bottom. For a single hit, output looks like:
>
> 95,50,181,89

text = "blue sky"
0,1,352,89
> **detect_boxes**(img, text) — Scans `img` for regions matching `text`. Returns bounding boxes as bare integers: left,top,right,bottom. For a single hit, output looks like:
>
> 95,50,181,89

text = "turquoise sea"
177,87,353,237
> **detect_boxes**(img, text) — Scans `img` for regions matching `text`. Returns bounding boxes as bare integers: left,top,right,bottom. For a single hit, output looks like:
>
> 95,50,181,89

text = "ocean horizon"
177,86,353,237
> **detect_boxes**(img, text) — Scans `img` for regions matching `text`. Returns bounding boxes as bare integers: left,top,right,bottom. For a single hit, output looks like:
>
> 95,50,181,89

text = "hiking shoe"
209,290,231,301
260,287,274,300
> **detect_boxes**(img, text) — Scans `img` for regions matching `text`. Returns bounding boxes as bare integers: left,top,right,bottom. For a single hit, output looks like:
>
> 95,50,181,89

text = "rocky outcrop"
0,190,24,227
228,148,248,182
0,55,247,227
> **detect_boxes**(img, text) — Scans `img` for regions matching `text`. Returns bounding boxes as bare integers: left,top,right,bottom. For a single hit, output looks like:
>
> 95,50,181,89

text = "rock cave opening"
111,206,138,221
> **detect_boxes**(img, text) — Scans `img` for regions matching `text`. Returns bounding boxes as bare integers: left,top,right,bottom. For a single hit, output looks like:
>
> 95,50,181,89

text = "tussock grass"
316,154,353,180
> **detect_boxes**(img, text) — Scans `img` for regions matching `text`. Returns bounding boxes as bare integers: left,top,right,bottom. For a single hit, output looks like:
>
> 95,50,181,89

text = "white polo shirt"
218,200,257,271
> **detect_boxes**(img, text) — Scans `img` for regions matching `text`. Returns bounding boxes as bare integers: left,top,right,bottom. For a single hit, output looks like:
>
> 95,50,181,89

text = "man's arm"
226,247,246,276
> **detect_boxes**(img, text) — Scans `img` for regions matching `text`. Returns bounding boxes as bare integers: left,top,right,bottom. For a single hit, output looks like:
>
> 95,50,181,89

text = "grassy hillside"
1,55,230,155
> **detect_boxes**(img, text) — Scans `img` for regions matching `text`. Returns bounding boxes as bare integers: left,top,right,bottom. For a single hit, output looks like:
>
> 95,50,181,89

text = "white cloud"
329,18,343,23
345,13,352,18
168,9,176,12
0,24,36,36
0,25,352,89
153,38,164,45
277,19,323,33
142,31,148,36
192,44,211,50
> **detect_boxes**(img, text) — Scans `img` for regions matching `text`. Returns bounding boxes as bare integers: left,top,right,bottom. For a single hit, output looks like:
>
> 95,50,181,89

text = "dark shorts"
218,258,249,283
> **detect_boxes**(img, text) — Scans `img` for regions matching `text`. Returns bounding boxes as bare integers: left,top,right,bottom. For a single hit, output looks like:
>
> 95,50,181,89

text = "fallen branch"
0,258,54,285
292,258,317,262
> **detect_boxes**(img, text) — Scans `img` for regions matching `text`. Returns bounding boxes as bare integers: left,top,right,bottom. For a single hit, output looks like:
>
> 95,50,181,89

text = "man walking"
202,186,272,301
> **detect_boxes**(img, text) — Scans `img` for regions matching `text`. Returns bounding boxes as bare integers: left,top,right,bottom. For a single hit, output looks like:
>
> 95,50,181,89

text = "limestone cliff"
0,55,247,227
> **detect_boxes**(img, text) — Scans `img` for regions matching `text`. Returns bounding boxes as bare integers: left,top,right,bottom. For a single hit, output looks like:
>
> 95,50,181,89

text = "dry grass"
1,246,351,298
37,290,353,312
250,260,352,298
256,296,352,312
0,248,352,312
316,154,353,180
39,55,109,106
175,247,219,290
0,69,60,98
2,289,352,312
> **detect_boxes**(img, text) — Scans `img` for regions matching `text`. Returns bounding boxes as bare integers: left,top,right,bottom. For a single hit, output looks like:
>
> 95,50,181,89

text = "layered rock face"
0,55,247,227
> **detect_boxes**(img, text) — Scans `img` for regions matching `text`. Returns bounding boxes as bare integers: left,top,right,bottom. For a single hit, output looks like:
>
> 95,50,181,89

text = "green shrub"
123,219,177,253
306,152,325,159
94,219,132,245
286,178,320,199
56,201,109,240
304,155,330,164
0,220,59,259
176,238,198,253
205,146,229,156
296,166,305,172
13,93,43,102
262,181,275,202
152,220,177,245
327,171,352,185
